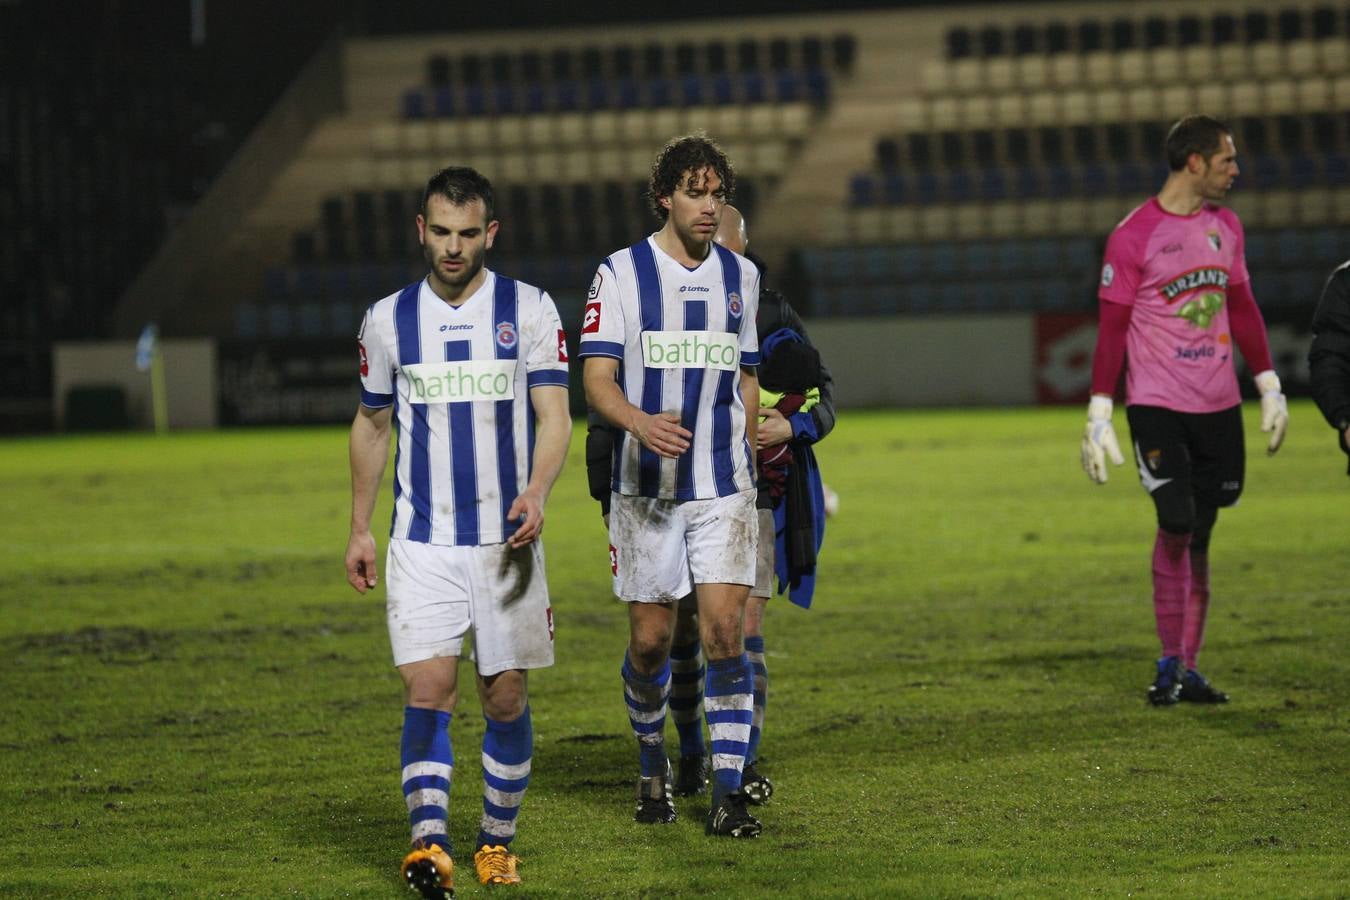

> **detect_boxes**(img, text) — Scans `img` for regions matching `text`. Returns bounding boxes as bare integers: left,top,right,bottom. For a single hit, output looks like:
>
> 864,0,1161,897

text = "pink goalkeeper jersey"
1098,198,1251,413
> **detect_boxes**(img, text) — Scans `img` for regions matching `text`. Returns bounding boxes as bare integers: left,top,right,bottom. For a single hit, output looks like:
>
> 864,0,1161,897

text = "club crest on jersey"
1100,263,1114,287
495,321,518,350
557,328,569,362
727,291,742,317
1207,231,1222,252
582,301,601,333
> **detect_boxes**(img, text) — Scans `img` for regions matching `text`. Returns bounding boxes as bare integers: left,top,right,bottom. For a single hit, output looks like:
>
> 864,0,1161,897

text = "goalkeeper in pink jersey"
1081,115,1289,706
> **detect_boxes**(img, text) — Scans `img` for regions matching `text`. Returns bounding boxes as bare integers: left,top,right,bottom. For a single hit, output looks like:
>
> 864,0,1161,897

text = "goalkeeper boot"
705,791,762,838
401,843,454,898
472,844,521,886
1179,669,1229,704
740,762,774,805
674,753,708,797
1147,656,1183,706
634,759,677,824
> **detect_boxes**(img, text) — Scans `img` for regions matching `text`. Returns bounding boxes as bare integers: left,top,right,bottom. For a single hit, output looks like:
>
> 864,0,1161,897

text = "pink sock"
1182,550,1210,670
1151,529,1191,659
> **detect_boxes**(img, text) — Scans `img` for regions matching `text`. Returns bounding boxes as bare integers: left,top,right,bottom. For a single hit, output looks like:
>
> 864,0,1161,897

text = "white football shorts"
609,489,757,603
750,508,775,600
385,538,555,674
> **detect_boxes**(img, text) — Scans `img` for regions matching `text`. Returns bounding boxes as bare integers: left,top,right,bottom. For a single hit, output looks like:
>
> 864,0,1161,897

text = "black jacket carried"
1308,260,1350,474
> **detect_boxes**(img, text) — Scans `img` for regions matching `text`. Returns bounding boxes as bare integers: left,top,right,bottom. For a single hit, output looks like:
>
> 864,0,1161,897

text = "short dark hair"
1164,115,1232,171
421,166,495,221
647,134,736,222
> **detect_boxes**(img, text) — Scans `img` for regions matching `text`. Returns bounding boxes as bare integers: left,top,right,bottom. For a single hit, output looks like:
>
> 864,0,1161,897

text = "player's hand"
757,408,793,449
1254,370,1288,455
346,531,378,593
631,410,691,458
1081,394,1125,484
506,490,545,548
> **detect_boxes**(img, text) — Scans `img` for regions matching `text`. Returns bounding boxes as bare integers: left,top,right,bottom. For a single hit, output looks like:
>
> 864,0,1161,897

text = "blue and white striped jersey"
577,235,760,500
358,272,569,546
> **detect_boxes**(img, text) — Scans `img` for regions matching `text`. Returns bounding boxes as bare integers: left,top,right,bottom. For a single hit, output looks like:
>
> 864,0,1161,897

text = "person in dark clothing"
1309,259,1350,475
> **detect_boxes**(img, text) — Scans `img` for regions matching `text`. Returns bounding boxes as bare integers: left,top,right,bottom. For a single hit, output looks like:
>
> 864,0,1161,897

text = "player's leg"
472,669,530,885
740,506,775,804
1179,406,1243,703
687,490,761,837
610,494,691,824
669,593,708,796
1126,406,1195,706
387,539,473,898
465,541,556,883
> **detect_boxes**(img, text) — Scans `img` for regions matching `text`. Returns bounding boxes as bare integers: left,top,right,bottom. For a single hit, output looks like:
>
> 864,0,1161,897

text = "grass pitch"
1,402,1346,898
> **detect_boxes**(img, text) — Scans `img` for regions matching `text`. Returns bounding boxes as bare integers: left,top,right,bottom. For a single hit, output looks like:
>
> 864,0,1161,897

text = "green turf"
1,403,1346,897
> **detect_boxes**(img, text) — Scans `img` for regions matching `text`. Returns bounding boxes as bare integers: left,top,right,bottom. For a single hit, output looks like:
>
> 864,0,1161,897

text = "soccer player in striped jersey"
1081,116,1288,706
345,167,571,894
580,135,763,838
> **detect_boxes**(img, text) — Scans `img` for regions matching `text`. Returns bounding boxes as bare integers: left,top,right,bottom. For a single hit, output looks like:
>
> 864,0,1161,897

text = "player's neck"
653,222,711,268
1155,177,1206,217
427,268,487,307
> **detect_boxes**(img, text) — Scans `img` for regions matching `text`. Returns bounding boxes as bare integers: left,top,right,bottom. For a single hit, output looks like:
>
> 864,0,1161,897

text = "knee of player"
701,619,745,659
406,683,458,711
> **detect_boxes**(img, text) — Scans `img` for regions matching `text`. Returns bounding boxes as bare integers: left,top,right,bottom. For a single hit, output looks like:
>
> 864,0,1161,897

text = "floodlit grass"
1,402,1346,897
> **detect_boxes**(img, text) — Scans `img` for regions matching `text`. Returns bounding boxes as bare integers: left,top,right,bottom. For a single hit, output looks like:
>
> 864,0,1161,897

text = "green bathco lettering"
641,330,739,371
403,361,516,403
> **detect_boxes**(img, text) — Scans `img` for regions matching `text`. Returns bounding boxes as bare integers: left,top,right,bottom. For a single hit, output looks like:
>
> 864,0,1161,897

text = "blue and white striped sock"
705,654,753,803
621,654,671,777
401,706,453,852
476,706,532,849
744,635,767,765
668,637,706,758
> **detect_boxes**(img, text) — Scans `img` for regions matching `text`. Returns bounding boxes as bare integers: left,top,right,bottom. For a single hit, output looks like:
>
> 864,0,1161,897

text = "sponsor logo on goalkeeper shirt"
403,361,516,403
641,330,739,371
1158,267,1228,302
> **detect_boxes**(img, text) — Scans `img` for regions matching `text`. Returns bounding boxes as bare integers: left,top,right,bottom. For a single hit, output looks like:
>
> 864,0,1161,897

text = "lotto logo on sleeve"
582,302,601,333
608,544,618,575
358,342,369,377
641,330,739,371
402,361,516,403
557,329,569,362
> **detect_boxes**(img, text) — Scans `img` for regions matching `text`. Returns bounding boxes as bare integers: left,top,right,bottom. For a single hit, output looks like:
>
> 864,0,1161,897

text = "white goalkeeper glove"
1254,369,1288,455
1081,394,1125,484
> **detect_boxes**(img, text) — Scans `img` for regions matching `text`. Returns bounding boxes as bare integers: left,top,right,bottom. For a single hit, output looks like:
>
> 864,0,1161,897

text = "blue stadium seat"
804,70,829,105
1045,164,1073,197
927,242,961,278
297,302,324,338
1063,237,1097,273
711,73,735,105
553,80,580,112
849,173,877,207
1004,280,1036,311
1012,166,1042,199
862,246,891,282
978,168,1007,201
907,283,937,313
1115,161,1146,196
881,174,907,205
946,170,973,203
1274,229,1304,266
964,242,995,278
264,268,290,299
586,78,609,109
1028,238,1060,275
493,83,517,115
266,304,293,338
1289,155,1319,189
914,171,940,205
1249,157,1282,190
401,88,426,119
994,240,1026,276
938,283,969,312
1243,231,1272,268
774,70,802,103
522,83,547,114
740,71,766,104
1324,153,1348,186
679,73,703,106
433,86,456,117
648,77,674,108
328,302,355,338
1080,163,1110,196
895,244,923,279
615,78,641,109
462,85,486,116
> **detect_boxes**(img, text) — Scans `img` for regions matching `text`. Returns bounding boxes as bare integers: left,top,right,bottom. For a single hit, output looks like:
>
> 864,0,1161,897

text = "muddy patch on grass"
12,626,178,664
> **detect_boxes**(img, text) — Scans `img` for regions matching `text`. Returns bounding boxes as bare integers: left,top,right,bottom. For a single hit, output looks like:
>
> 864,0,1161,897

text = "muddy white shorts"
750,508,775,599
385,538,555,674
609,489,757,603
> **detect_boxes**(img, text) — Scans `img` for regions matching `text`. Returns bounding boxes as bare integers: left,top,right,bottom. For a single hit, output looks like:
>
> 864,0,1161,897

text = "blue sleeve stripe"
577,341,624,359
361,390,394,408
527,370,569,388
740,350,761,367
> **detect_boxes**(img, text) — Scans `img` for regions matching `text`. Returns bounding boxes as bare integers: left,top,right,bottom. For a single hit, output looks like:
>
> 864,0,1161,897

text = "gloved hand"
1254,370,1288,455
1081,394,1125,484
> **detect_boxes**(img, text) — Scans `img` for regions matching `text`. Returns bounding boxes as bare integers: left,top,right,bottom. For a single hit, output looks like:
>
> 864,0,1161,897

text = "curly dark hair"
647,134,736,222
1163,115,1232,172
421,165,495,221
